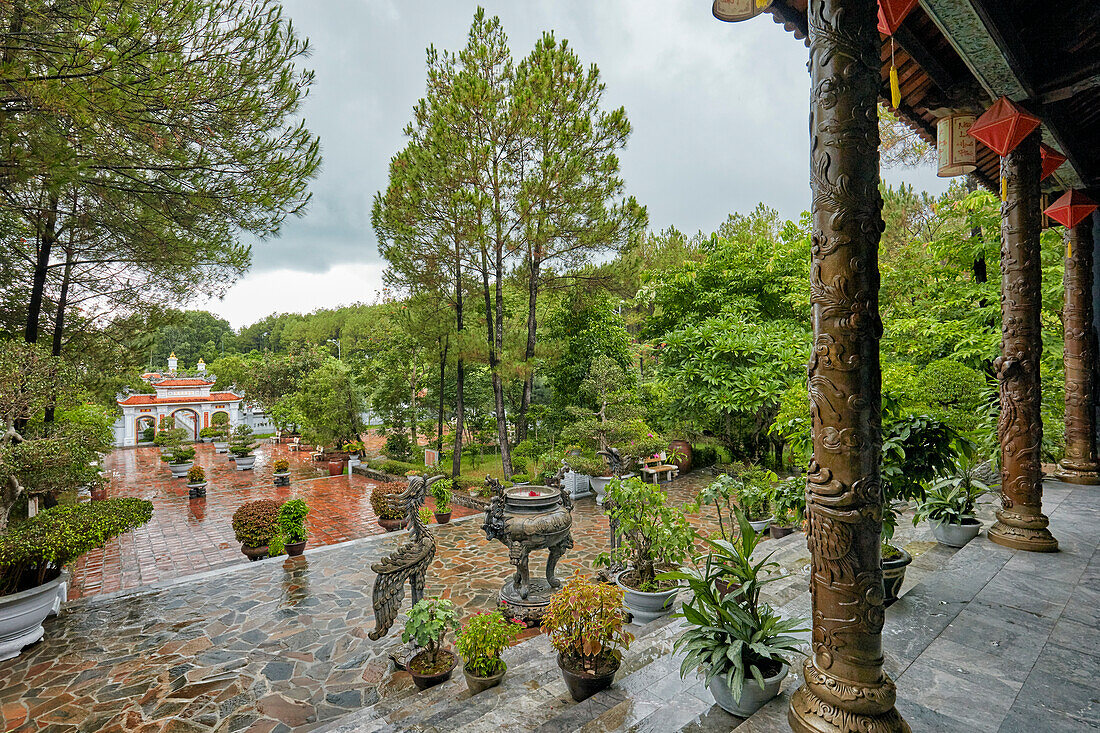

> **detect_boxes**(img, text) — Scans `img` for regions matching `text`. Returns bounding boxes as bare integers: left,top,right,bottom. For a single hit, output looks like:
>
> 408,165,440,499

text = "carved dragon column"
1057,218,1100,485
988,131,1059,552
788,1,907,731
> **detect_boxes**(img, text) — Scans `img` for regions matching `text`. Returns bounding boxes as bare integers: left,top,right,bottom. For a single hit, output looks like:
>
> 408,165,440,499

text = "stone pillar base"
788,662,910,733
1056,459,1100,485
988,509,1058,552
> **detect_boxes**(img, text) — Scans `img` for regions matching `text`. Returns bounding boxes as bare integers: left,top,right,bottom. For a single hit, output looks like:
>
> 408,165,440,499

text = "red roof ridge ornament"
878,0,918,36
1044,190,1098,229
712,0,771,23
967,96,1041,157
1040,143,1067,181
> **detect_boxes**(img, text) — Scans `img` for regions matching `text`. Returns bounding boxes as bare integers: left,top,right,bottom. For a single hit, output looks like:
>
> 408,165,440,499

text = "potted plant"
587,458,615,505
229,424,257,471
402,598,461,690
371,482,407,531
912,460,989,548
430,478,453,524
0,498,152,660
231,499,279,560
564,455,602,499
186,465,207,498
197,426,218,444
879,414,960,605
542,571,634,702
733,465,775,533
596,477,695,623
277,498,309,556
272,458,291,486
212,427,230,454
417,506,434,526
342,441,364,469
456,610,523,694
161,442,196,479
510,473,531,486
663,508,807,717
765,475,805,539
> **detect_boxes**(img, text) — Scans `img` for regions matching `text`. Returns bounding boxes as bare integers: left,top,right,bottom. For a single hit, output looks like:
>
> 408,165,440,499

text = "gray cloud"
250,0,946,274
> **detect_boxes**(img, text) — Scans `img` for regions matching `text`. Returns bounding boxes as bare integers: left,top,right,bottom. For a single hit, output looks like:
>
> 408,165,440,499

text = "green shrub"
140,426,156,443
0,498,153,596
691,444,719,468
371,482,405,520
430,478,452,513
277,498,309,543
384,433,412,462
187,466,206,484
273,458,290,473
231,499,279,547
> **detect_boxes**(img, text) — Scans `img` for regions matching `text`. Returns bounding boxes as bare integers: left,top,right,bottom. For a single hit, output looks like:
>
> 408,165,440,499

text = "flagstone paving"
71,445,477,601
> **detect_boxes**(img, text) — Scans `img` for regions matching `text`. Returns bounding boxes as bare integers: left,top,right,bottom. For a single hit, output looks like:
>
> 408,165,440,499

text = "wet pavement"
72,444,477,601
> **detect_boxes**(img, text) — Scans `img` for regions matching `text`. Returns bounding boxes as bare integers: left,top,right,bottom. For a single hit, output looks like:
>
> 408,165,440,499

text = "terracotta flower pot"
464,663,506,694
327,460,345,476
668,440,693,473
558,652,620,702
284,540,307,557
378,517,408,532
408,649,458,690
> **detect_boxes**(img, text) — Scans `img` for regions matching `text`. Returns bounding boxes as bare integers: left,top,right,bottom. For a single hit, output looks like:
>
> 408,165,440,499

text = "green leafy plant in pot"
912,459,989,548
231,499,279,560
402,597,461,690
229,425,258,470
277,498,309,556
662,506,807,717
595,477,694,623
765,474,805,539
430,478,453,523
542,571,634,701
456,610,523,694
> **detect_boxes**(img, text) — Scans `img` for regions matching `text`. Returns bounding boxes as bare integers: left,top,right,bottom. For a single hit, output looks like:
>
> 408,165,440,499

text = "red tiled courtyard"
71,444,477,600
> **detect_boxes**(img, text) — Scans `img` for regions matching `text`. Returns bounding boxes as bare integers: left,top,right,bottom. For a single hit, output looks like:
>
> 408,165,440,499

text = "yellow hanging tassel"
1001,177,1008,202
889,39,901,109
1068,236,1073,260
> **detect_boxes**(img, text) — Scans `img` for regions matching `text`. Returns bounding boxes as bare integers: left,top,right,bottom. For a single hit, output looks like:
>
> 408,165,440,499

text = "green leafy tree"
296,359,364,448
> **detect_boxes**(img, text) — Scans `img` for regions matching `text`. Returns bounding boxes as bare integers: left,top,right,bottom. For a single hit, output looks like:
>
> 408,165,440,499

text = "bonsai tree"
402,597,461,673
595,477,695,592
229,424,257,458
277,498,309,544
154,427,189,449
664,507,807,706
564,454,606,478
231,499,279,549
211,412,230,441
0,498,153,596
456,610,523,678
162,440,196,466
429,478,452,515
542,571,634,675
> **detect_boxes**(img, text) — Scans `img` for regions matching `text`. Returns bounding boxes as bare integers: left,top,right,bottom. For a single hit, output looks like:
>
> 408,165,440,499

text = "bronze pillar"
988,130,1058,552
1058,219,1100,484
788,1,908,731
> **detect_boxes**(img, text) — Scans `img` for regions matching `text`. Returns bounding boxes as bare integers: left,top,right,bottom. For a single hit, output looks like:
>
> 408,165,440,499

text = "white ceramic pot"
213,441,229,453
235,455,256,471
169,461,193,479
616,573,679,624
930,518,982,548
590,475,613,504
0,574,66,661
747,516,773,534
708,663,788,717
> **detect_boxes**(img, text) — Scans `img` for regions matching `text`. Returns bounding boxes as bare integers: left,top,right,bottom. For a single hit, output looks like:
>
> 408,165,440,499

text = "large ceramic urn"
483,480,574,625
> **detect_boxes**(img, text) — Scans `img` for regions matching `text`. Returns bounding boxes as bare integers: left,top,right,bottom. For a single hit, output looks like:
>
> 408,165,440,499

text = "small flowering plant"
417,506,434,525
186,466,206,484
456,610,523,677
542,571,633,675
273,458,290,474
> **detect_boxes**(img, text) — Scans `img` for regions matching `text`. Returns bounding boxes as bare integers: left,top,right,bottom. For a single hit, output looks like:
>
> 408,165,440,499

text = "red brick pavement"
71,444,476,600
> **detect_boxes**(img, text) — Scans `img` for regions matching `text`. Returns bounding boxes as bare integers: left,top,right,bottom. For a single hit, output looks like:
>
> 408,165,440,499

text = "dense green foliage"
277,499,310,544
231,499,280,547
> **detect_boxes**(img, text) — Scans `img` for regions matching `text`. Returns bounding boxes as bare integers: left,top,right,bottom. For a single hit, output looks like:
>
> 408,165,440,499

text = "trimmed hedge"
231,499,279,547
0,498,153,596
691,444,720,469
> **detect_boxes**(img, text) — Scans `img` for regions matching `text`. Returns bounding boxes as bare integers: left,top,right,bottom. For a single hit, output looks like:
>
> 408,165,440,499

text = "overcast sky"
201,0,947,328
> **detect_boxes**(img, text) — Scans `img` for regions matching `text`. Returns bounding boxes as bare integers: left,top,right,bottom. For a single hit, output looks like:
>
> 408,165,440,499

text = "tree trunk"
437,337,448,451
25,191,59,345
966,176,987,283
44,247,73,424
491,172,513,478
517,257,540,442
452,253,465,478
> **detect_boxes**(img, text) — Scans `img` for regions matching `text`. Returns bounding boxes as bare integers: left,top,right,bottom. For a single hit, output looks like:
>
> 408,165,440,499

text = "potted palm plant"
277,498,309,556
371,482,407,531
596,477,694,623
430,478,453,524
186,465,207,498
0,499,152,660
456,610,523,694
913,460,989,547
402,598,461,690
231,499,279,560
662,508,807,717
272,458,291,487
229,425,257,471
542,571,634,702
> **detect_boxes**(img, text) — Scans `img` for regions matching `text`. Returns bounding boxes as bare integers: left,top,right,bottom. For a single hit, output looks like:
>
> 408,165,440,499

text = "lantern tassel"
1001,177,1008,202
889,39,901,109
756,0,769,6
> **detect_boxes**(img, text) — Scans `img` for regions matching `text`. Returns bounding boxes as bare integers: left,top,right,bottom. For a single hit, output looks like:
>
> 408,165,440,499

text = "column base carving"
988,508,1058,552
788,659,909,733
1056,459,1100,485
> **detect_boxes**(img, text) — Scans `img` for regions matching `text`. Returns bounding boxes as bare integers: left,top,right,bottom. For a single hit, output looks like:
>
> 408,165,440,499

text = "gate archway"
171,408,201,441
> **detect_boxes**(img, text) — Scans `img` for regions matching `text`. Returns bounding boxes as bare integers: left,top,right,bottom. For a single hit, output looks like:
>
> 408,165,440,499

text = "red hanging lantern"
967,96,1041,157
1040,144,1067,181
877,0,918,35
1043,190,1098,229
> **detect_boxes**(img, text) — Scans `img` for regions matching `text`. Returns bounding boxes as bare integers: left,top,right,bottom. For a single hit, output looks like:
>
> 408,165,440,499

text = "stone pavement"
72,445,477,601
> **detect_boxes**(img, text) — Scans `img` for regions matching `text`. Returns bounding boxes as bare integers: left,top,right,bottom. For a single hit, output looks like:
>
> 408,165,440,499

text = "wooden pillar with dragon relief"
1057,218,1100,485
788,0,908,731
988,130,1059,552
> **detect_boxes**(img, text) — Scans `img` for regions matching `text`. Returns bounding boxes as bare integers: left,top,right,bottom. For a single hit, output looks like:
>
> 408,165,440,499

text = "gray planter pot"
169,461,194,479
747,516,773,534
234,455,256,471
930,518,982,548
590,475,613,504
0,573,66,661
565,471,592,499
213,441,229,453
617,573,679,624
707,663,788,717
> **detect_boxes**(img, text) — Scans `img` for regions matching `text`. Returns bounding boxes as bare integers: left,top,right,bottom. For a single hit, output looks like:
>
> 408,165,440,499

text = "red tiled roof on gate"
153,378,215,387
117,391,241,406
